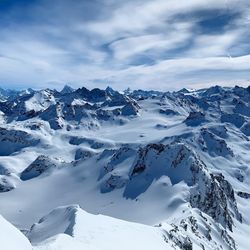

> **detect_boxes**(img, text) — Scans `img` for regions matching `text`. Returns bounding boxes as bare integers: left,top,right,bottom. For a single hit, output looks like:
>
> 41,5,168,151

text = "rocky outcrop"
69,136,114,149
20,155,60,181
0,127,39,156
184,111,206,126
237,191,250,199
0,176,15,192
190,172,242,231
101,174,128,193
159,108,179,116
74,148,94,161
162,211,237,250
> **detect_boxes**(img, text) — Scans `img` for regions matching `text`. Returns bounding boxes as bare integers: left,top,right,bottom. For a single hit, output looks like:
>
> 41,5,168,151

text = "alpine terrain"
0,85,249,250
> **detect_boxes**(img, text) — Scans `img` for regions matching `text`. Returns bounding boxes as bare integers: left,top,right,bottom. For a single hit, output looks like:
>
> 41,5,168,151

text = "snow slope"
0,215,32,250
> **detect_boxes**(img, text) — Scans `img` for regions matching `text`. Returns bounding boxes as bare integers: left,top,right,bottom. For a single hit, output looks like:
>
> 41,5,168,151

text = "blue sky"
0,0,250,90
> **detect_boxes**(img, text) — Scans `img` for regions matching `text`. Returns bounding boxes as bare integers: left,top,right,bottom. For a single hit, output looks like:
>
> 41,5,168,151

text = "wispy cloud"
0,0,249,90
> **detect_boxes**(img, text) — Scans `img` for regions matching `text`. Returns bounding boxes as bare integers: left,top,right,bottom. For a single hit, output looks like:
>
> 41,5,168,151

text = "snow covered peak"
25,89,56,112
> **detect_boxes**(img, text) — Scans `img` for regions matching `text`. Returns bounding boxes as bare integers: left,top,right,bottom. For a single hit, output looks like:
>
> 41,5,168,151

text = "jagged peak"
60,84,74,94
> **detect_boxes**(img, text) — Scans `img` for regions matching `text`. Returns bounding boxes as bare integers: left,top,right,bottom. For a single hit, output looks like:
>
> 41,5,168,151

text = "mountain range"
0,84,249,250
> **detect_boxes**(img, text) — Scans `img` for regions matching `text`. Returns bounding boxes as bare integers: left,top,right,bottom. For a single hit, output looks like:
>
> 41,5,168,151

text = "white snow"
0,215,32,250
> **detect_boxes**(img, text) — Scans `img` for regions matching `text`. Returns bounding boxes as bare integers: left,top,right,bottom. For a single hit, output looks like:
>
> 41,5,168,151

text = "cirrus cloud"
0,0,249,90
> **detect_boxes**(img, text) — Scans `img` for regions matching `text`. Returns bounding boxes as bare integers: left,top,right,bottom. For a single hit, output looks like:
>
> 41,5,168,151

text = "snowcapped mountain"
0,85,250,249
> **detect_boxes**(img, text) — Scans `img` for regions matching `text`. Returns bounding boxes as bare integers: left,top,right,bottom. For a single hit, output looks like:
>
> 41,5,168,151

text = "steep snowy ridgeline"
0,86,141,128
0,206,242,250
39,103,65,130
0,215,32,250
123,143,241,232
128,89,164,99
233,100,250,117
0,85,250,249
201,85,226,97
28,205,176,250
27,204,240,250
160,208,238,250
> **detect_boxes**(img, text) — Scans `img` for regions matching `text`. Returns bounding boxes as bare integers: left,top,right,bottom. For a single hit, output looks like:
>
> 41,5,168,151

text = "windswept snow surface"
0,85,250,249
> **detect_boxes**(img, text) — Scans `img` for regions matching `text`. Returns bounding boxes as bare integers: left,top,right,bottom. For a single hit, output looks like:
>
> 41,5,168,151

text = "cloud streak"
0,0,249,90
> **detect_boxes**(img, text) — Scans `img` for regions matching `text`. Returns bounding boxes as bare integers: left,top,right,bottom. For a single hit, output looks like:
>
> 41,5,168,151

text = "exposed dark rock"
21,155,59,181
184,111,206,126
121,102,140,116
237,191,250,199
75,148,94,161
159,108,179,116
0,176,15,192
